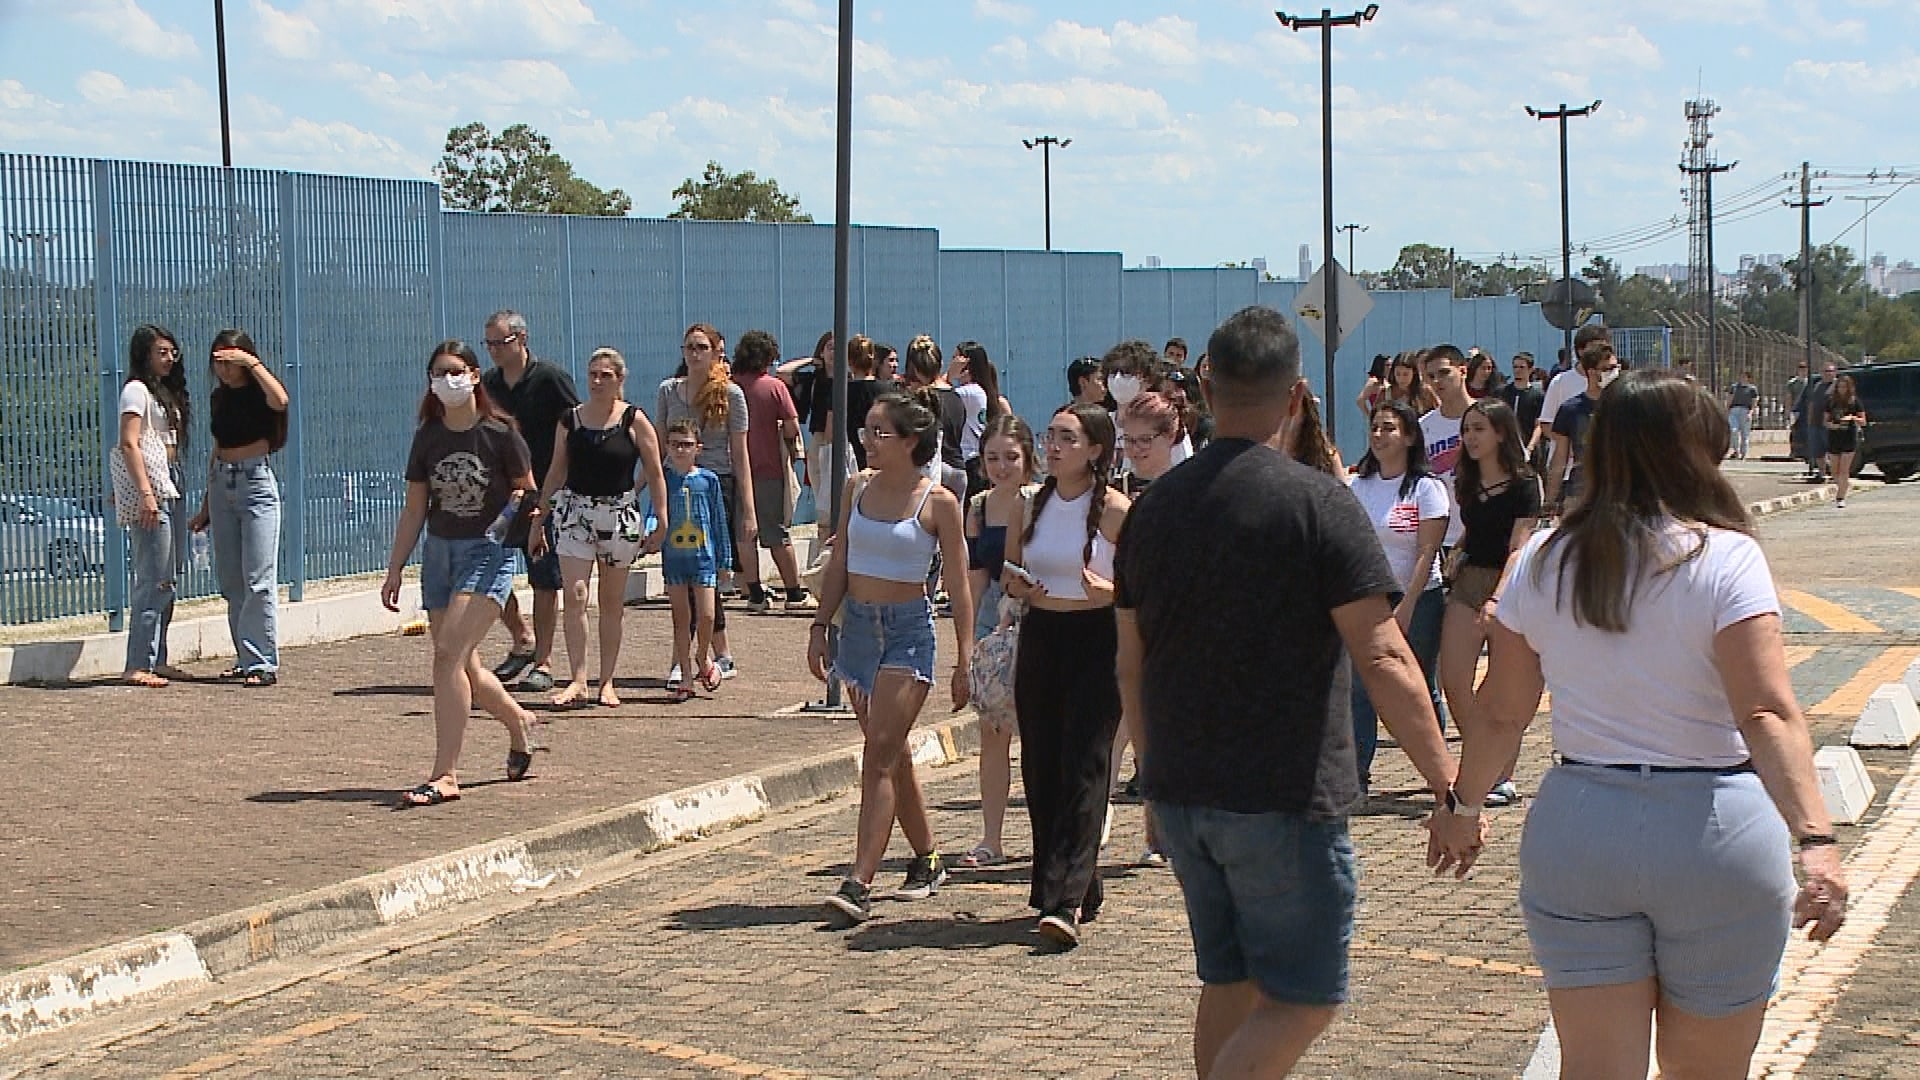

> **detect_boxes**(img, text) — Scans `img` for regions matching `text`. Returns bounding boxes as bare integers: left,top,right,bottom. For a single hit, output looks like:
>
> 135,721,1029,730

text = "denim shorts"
422,532,518,611
1519,763,1796,1017
833,596,937,696
1153,803,1359,1006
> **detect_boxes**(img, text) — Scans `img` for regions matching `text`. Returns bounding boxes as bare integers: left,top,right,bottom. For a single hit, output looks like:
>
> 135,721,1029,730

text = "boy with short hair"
661,419,730,699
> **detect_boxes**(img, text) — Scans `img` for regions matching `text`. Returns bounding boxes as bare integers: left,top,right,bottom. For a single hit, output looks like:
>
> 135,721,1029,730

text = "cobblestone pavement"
16,616,1920,1078
0,603,935,972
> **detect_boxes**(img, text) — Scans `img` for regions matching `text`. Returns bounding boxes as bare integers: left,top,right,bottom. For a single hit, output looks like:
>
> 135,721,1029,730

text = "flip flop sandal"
217,667,246,682
241,671,277,688
697,664,722,692
403,783,460,807
507,749,533,782
958,844,1005,869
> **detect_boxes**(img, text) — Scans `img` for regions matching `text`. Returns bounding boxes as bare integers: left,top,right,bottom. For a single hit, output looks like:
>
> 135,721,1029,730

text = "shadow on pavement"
844,913,1041,952
332,684,433,697
247,776,519,808
1351,788,1442,821
667,902,826,931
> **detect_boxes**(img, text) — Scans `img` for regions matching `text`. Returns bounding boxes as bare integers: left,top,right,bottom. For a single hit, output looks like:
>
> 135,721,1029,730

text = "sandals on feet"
697,663,722,692
122,671,169,688
403,782,460,807
241,670,277,688
958,844,1005,869
507,749,533,782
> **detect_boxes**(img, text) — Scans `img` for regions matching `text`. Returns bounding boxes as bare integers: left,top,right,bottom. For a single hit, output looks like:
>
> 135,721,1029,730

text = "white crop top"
1023,487,1116,601
845,478,939,584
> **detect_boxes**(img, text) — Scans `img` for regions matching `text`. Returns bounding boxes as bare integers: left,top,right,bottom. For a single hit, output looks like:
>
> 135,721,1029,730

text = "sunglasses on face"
483,333,520,348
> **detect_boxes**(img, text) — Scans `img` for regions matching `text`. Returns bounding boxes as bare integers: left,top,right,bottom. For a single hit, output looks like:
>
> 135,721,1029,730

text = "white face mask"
1598,368,1621,390
1109,373,1143,405
431,371,475,407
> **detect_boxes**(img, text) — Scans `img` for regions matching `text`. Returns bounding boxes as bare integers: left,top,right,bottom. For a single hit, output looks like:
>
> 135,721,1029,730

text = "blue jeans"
1728,406,1752,458
209,456,281,673
125,501,177,673
1352,585,1445,789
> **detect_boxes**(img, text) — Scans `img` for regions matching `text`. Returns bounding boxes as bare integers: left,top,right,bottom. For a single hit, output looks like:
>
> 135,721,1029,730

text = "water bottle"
485,491,524,543
191,530,210,571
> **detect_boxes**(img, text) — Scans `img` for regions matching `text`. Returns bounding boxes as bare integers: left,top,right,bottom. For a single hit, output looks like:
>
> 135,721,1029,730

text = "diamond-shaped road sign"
1293,260,1374,351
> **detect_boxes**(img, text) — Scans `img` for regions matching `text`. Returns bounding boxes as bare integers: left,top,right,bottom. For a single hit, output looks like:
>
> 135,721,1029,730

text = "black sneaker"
824,878,872,925
894,852,948,900
1037,910,1080,948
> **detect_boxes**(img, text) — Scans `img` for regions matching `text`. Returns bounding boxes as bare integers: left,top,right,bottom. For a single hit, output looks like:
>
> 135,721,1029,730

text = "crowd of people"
108,306,1851,1077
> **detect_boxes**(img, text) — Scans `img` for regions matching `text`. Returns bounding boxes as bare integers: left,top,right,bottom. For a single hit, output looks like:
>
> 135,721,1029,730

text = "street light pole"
1525,101,1600,367
1277,4,1378,443
1337,222,1367,271
213,0,234,167
1022,136,1071,251
1846,193,1889,319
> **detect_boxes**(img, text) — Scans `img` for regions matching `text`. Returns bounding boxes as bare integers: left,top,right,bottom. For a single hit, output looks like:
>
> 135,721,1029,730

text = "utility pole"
1679,157,1735,391
1337,222,1367,270
214,0,233,166
1785,162,1828,378
1526,101,1601,367
1276,4,1378,443
1021,136,1071,251
1846,193,1889,318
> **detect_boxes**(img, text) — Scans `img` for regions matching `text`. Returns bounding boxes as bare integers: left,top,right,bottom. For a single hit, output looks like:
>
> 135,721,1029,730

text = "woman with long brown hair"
1002,402,1132,947
1438,371,1846,1077
1824,373,1866,507
1436,398,1537,807
381,340,539,806
113,324,190,687
658,323,757,683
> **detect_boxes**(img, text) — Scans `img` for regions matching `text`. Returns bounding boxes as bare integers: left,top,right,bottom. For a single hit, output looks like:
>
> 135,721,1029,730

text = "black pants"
1015,605,1121,917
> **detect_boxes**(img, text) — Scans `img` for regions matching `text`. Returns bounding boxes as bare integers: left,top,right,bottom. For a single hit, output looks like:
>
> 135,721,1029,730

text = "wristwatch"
1443,786,1482,820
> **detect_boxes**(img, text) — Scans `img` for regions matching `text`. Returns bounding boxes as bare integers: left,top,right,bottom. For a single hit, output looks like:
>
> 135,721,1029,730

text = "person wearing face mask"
1544,339,1624,514
382,341,541,807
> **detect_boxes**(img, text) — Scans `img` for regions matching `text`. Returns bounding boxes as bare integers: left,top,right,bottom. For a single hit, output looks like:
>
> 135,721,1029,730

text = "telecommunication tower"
1682,98,1719,310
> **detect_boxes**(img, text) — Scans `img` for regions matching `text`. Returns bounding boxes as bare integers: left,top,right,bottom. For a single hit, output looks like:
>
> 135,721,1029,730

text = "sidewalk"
0,604,956,975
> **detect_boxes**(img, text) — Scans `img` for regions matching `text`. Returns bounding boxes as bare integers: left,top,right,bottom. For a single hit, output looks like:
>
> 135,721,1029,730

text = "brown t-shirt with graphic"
405,417,531,539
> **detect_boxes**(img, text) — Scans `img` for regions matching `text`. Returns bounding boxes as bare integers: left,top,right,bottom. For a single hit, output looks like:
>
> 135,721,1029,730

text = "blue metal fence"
1,152,1579,626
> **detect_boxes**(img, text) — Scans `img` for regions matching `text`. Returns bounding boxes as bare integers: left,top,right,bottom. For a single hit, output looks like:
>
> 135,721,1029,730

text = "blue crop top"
846,477,939,584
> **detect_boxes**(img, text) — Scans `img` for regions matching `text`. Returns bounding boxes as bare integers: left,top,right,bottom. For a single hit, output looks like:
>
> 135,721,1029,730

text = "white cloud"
321,0,636,62
1037,16,1201,74
68,0,200,61
250,0,324,61
974,0,1033,24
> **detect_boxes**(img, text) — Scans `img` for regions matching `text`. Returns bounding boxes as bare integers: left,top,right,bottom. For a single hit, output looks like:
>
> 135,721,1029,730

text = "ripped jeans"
125,501,177,673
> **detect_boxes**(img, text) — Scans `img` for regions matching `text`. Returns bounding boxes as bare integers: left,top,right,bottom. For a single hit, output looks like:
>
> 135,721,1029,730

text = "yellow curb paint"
1784,645,1819,669
1893,587,1920,603
1809,646,1920,718
1780,589,1883,635
161,1013,368,1078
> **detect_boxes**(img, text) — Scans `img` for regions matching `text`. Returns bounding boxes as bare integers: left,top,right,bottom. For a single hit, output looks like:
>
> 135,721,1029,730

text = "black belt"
1560,756,1754,776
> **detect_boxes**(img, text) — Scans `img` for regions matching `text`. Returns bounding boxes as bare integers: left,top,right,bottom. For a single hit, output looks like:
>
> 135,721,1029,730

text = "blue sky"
4,0,1919,279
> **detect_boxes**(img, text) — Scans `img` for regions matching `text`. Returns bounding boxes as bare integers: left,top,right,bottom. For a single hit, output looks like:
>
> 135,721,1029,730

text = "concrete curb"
1748,484,1839,518
0,711,979,1050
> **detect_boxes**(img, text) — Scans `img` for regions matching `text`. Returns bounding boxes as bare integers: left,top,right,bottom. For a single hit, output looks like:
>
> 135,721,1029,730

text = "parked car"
0,494,106,577
1847,360,1920,482
296,470,409,553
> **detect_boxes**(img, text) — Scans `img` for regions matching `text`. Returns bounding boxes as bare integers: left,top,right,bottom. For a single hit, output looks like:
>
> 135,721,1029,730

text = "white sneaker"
717,655,739,680
666,664,684,690
1099,802,1114,848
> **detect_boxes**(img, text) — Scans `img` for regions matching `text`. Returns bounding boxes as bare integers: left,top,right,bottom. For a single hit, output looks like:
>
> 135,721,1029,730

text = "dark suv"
1848,361,1920,481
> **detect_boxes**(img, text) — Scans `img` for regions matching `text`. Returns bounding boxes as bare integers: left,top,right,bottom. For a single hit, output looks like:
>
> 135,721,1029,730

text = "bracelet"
1798,833,1838,850
809,622,830,632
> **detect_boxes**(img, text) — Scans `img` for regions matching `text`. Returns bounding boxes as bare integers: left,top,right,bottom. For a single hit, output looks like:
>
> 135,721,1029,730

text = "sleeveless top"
1024,487,1116,601
563,404,641,497
967,491,1010,579
846,476,939,584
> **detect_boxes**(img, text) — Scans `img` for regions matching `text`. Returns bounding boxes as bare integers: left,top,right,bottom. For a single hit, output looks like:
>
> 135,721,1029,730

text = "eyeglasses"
484,333,521,349
430,366,468,379
153,345,180,358
858,426,900,444
1043,429,1086,448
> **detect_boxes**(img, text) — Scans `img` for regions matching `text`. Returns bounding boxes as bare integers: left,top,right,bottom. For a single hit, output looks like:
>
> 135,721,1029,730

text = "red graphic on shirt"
1385,501,1422,533
1428,435,1461,476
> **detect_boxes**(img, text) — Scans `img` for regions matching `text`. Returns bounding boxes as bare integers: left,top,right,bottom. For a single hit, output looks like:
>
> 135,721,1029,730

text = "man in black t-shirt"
479,309,580,693
1114,305,1470,1076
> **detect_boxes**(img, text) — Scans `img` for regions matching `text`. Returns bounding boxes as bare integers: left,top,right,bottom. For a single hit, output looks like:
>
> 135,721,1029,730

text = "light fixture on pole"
1276,4,1379,443
1336,222,1367,271
1022,136,1071,251
1525,100,1600,367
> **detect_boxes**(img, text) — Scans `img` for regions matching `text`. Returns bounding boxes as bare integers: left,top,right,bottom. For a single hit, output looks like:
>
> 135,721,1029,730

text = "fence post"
276,172,307,603
562,215,580,377
91,159,127,632
428,188,448,342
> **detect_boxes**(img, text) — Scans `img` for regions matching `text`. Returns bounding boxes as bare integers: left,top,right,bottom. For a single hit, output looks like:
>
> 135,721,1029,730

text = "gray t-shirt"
404,417,531,539
1728,382,1759,410
656,377,750,476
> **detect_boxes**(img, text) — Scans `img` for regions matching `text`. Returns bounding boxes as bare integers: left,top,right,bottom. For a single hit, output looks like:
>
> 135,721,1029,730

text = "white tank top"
1024,487,1116,601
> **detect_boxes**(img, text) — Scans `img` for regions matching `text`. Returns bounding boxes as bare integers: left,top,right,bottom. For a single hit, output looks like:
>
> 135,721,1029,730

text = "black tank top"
563,405,642,496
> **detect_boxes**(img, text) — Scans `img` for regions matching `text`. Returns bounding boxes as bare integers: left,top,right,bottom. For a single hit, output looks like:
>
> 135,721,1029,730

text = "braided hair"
1022,402,1116,566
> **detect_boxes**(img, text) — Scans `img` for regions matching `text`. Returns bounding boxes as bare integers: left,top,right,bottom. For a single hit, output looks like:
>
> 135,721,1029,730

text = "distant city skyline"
3,1,1917,277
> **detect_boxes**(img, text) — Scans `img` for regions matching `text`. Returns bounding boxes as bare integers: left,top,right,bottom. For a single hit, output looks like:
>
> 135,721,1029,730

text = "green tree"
1581,255,1624,313
1602,274,1683,329
1381,243,1454,290
669,162,811,222
1852,297,1920,360
434,122,632,216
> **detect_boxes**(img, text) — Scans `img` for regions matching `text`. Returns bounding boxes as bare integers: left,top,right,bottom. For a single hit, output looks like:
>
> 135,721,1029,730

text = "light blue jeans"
1728,406,1752,459
209,456,281,673
125,501,176,673
1352,586,1446,790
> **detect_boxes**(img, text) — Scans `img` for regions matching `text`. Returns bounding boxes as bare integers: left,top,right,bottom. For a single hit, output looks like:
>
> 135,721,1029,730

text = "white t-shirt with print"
955,382,988,459
1539,369,1585,435
117,380,180,499
1418,408,1465,546
1495,524,1779,767
1349,472,1449,594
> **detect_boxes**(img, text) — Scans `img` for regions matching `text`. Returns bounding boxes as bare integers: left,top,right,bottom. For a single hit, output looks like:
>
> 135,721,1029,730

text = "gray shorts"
752,471,793,550
1519,763,1796,1017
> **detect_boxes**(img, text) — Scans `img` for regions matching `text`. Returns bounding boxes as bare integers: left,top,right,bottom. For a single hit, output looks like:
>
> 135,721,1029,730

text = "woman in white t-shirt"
1346,400,1449,796
1439,371,1846,1077
112,324,191,688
